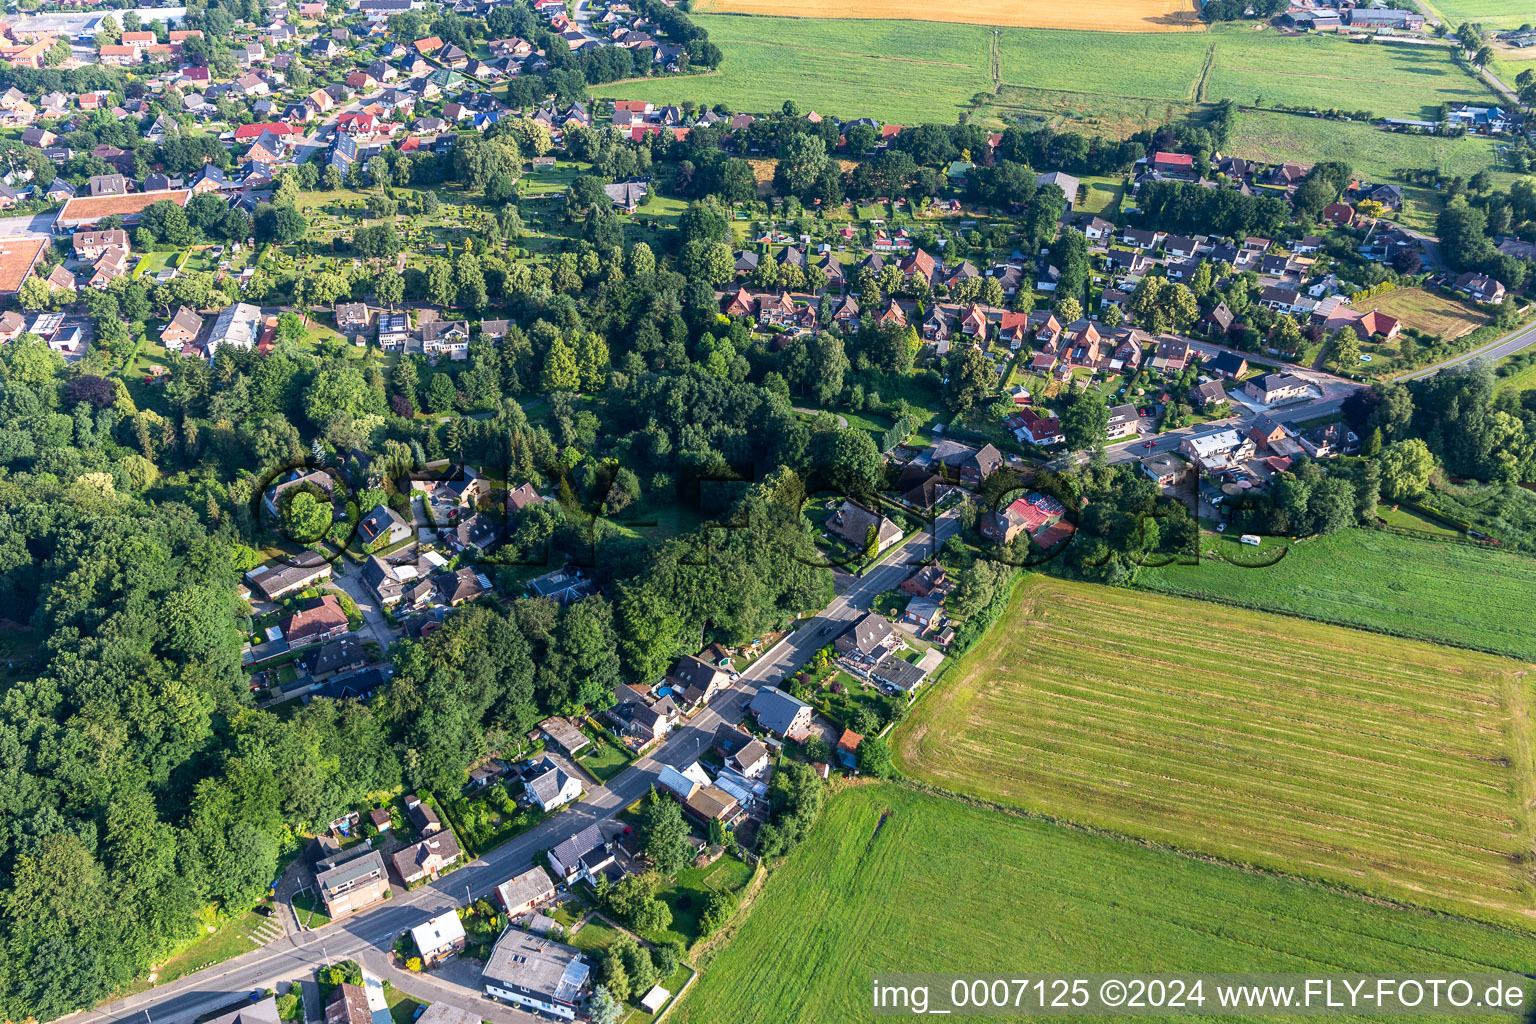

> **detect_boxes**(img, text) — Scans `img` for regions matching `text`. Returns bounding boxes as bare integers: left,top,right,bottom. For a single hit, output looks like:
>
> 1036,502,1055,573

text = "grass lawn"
292,892,332,929
1139,525,1536,659
568,915,625,953
894,574,1536,929
1377,504,1465,538
1428,0,1534,29
140,909,269,989
1074,175,1125,216
673,785,1536,1024
381,983,424,1024
577,736,633,783
643,855,756,948
1495,356,1536,396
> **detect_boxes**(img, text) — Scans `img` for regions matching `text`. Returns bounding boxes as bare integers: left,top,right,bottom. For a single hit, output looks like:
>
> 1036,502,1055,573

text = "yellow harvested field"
693,0,1205,32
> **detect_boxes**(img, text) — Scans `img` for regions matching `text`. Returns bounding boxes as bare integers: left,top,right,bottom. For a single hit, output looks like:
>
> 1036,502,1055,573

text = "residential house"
713,724,770,778
325,984,371,1024
282,594,350,647
1191,378,1228,408
1106,403,1140,439
835,611,900,666
1207,351,1249,379
314,847,388,919
524,757,583,812
421,318,470,359
336,302,372,337
435,566,490,606
72,228,129,260
1141,452,1190,488
547,823,616,885
609,683,677,744
748,686,813,740
378,310,411,350
824,499,901,553
1009,407,1064,446
481,927,589,1021
1455,272,1506,304
358,504,412,549
979,492,1066,545
656,762,741,826
904,595,945,631
391,830,461,885
205,302,262,354
526,568,596,605
1243,373,1311,405
161,306,204,351
245,551,332,602
494,865,557,917
666,654,731,709
410,912,466,965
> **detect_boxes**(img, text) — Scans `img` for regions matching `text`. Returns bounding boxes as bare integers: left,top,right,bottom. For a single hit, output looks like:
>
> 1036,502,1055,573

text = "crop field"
1139,526,1536,659
674,787,1536,1024
695,0,1202,31
607,21,1497,125
893,575,1536,928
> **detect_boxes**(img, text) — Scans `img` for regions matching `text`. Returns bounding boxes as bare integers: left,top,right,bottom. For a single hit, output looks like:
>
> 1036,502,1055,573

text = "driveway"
327,561,396,653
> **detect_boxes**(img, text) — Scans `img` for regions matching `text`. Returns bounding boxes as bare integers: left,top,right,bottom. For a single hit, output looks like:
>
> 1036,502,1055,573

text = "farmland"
694,0,1203,31
1139,526,1536,659
1229,112,1513,182
1423,0,1535,30
892,575,1536,928
674,786,1536,1024
1357,287,1489,341
593,17,995,125
598,21,1497,127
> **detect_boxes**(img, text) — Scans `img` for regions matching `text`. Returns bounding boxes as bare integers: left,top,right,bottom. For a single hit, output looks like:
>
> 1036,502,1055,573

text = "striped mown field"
674,787,1536,1024
894,575,1536,929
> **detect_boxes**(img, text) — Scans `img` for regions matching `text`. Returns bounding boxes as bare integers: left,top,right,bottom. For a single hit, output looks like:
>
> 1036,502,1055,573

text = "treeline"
1435,177,1536,291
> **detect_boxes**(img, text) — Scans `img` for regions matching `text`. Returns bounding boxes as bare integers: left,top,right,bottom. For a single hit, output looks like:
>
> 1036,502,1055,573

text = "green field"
1139,526,1536,660
595,16,996,125
1423,0,1535,30
893,575,1536,929
674,786,1536,1024
1225,111,1518,229
596,20,1495,125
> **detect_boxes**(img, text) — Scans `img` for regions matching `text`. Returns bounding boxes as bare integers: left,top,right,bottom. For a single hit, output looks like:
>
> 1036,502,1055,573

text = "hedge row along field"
893,575,1536,929
1138,527,1536,662
674,786,1536,1024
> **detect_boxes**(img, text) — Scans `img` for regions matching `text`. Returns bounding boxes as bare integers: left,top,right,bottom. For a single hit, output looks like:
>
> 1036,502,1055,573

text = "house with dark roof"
834,612,899,665
524,756,583,811
547,823,614,884
666,654,731,709
824,499,902,554
748,687,813,740
359,504,412,549
391,830,461,885
1207,351,1249,379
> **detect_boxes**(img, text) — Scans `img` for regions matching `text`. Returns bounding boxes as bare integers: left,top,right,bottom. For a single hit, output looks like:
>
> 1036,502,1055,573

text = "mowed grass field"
1424,0,1535,30
1358,286,1489,340
695,0,1203,32
1139,526,1536,660
593,16,995,124
603,21,1498,125
675,787,1536,1024
893,575,1536,929
1227,111,1513,188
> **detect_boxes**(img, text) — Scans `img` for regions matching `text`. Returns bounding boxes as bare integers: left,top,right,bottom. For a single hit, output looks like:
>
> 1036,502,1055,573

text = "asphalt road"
72,513,957,1024
1401,316,1536,381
